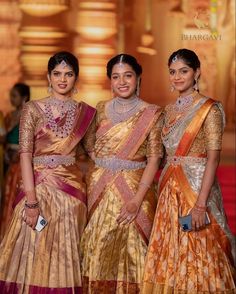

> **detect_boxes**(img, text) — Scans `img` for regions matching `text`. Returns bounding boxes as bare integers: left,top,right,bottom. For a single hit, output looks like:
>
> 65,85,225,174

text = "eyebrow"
169,66,190,70
52,70,74,73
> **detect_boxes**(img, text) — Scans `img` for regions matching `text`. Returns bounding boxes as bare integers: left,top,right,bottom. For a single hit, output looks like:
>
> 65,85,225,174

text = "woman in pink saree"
80,54,164,293
0,51,96,293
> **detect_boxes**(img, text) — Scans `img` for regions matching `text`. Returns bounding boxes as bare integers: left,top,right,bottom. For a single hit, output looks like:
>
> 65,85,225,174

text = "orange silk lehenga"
80,101,164,293
142,95,236,293
0,99,95,293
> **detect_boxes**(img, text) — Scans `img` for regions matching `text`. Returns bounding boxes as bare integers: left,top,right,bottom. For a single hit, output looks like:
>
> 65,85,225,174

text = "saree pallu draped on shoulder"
142,99,236,294
81,105,163,294
0,101,96,294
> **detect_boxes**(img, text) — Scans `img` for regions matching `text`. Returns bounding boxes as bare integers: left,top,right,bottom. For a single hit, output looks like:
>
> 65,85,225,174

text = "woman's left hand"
116,199,141,225
190,207,206,231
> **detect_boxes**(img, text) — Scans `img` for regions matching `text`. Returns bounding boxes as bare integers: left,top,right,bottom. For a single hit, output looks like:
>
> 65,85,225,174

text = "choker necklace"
45,97,78,138
162,91,198,140
107,96,143,124
175,91,197,112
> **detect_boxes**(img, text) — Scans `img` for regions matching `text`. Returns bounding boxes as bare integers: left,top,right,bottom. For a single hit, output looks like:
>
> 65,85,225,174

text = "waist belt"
33,155,75,168
167,155,207,166
95,156,146,172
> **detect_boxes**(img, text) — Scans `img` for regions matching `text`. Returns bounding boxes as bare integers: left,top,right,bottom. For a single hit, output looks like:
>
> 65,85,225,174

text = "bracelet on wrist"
25,201,39,209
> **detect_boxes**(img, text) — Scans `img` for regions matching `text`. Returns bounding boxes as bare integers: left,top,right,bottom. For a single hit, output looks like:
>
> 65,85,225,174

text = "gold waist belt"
167,155,207,166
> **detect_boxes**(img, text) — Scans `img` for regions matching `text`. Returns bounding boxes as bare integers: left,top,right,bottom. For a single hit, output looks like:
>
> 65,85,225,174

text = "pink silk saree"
0,100,96,294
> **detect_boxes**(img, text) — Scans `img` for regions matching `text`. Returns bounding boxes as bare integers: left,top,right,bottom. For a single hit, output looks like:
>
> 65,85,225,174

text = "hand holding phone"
35,215,48,232
179,212,210,232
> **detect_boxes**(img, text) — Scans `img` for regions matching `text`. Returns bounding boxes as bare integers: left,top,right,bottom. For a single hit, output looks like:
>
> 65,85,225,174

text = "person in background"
0,111,5,210
142,48,235,293
0,51,96,293
0,83,30,239
80,53,164,293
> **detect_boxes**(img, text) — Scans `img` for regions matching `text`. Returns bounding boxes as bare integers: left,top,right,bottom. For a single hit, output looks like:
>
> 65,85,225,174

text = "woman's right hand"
23,207,40,229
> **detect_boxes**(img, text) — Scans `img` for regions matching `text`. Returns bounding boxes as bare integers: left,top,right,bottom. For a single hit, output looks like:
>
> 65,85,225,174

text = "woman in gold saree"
142,49,235,293
80,54,164,293
0,51,96,293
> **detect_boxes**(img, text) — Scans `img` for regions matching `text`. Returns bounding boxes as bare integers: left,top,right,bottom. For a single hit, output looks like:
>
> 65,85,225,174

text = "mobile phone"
178,212,210,232
35,215,47,232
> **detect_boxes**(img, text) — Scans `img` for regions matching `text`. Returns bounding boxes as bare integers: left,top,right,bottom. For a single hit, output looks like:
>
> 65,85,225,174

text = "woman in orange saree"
0,51,96,293
142,49,235,293
80,54,164,293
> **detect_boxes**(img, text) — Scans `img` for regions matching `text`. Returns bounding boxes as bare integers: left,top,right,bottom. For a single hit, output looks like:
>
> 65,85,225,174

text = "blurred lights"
19,0,69,17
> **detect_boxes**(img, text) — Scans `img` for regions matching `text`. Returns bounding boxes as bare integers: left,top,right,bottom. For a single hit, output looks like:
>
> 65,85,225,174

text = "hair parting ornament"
172,55,178,63
60,60,68,68
117,54,125,67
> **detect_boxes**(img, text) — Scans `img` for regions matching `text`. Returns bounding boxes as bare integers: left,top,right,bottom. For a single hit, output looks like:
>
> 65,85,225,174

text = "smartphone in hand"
178,212,210,232
35,215,47,232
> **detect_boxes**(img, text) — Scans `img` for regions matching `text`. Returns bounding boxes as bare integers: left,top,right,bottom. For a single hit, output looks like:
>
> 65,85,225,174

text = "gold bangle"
25,201,39,209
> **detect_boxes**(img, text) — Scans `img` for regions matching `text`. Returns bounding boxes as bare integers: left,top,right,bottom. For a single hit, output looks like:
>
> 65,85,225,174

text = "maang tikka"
60,60,67,68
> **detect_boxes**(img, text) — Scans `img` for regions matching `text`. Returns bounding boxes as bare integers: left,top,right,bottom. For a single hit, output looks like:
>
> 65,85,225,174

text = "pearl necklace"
45,97,78,138
107,96,143,124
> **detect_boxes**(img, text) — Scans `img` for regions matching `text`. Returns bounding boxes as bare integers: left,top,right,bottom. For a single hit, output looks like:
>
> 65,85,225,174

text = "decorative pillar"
0,1,21,113
74,0,118,106
18,0,70,100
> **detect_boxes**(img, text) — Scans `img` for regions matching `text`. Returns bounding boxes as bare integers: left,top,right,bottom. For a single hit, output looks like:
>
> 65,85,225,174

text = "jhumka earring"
170,85,175,92
135,79,141,97
193,78,199,91
73,87,78,95
47,83,52,93
111,86,115,98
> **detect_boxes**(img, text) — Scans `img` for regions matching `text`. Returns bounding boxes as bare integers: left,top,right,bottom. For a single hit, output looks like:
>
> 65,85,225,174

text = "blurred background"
0,0,235,233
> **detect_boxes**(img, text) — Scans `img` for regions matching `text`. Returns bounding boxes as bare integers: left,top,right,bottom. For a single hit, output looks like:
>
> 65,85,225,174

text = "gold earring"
193,78,199,91
73,87,78,95
170,85,175,92
47,83,52,93
135,79,140,97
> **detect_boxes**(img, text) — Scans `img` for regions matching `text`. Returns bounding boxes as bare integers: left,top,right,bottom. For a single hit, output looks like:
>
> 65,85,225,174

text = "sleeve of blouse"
146,112,164,158
19,101,37,153
82,118,97,154
203,103,224,151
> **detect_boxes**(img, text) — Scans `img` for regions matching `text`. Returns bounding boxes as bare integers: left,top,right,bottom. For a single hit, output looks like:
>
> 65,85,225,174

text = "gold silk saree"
80,101,163,294
0,100,96,293
142,96,236,293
